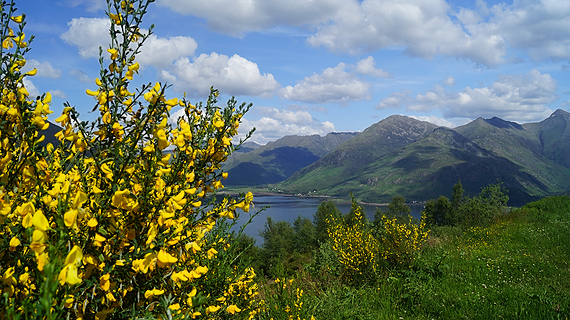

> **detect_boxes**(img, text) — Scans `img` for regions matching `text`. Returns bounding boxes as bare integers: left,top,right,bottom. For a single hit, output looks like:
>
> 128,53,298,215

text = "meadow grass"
261,196,570,319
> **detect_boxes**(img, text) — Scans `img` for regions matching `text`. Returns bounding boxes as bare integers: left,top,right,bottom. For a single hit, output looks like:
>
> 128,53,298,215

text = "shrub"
326,197,380,284
378,213,430,268
0,1,259,319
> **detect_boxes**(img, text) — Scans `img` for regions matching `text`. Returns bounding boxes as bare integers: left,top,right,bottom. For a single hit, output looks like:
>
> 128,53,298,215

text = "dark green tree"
259,217,296,276
387,195,411,216
313,200,342,244
460,182,509,227
423,196,451,226
451,180,465,211
344,193,369,228
293,215,317,253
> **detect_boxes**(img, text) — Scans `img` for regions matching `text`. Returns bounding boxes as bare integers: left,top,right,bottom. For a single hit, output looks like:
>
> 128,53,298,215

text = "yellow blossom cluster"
0,1,259,319
380,214,430,267
326,199,380,283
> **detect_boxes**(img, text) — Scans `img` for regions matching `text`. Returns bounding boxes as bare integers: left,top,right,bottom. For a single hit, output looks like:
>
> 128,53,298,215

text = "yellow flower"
144,288,165,299
11,15,23,23
206,305,221,314
99,274,111,291
107,48,119,60
9,236,20,250
226,304,241,314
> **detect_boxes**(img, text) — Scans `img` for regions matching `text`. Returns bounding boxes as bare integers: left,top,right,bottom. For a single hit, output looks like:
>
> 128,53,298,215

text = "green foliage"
423,195,451,227
259,217,296,278
461,182,509,227
293,216,317,253
313,200,342,244
387,195,411,217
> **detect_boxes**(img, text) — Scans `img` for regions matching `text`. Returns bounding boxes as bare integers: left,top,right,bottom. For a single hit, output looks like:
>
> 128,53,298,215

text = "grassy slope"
289,196,570,319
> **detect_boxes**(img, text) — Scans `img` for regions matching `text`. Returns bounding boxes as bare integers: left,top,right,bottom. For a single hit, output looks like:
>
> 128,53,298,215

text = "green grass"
259,196,570,319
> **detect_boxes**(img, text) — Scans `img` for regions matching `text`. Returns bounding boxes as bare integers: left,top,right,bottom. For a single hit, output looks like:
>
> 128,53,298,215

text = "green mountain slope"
522,109,570,169
279,115,439,198
223,132,357,186
279,112,570,205
454,115,570,196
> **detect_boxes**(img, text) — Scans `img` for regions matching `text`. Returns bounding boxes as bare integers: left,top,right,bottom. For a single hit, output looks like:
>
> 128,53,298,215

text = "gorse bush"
326,198,380,284
0,1,261,319
325,197,430,285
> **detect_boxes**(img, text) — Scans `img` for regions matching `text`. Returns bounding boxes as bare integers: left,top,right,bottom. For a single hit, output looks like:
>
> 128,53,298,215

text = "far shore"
218,190,426,208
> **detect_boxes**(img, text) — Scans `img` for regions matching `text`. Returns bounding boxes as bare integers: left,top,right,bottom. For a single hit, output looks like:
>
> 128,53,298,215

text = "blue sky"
16,0,570,144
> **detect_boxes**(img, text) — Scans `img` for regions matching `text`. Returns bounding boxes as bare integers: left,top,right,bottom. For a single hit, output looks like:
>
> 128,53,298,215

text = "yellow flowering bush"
326,198,380,284
379,213,430,267
0,1,260,319
325,197,430,284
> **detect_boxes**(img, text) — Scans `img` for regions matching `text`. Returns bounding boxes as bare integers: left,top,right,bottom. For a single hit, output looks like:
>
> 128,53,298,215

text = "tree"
451,179,465,209
259,217,296,276
387,195,411,217
423,196,451,227
293,215,317,253
313,200,342,244
461,182,509,227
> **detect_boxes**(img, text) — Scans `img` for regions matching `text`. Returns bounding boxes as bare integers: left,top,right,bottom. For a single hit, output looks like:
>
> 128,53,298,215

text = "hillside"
223,132,357,185
279,111,570,205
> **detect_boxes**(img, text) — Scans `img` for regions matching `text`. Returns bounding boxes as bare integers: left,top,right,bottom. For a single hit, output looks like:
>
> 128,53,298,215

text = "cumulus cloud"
22,78,40,98
158,0,570,66
162,52,280,97
169,106,336,144
307,0,507,66
66,0,106,12
280,62,371,104
50,90,67,99
157,0,347,36
409,115,457,128
354,56,393,78
470,0,570,62
386,70,558,122
21,60,62,79
60,18,109,59
376,92,411,110
444,76,455,86
70,70,91,83
60,18,197,68
239,107,336,144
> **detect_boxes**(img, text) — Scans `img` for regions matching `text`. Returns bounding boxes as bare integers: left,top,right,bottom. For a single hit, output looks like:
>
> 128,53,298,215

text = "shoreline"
220,190,425,208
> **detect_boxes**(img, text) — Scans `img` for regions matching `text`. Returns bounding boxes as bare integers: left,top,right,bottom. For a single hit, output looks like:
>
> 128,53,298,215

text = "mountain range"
227,109,570,206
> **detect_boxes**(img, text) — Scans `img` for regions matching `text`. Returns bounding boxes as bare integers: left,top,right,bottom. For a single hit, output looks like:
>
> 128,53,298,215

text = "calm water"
231,195,424,245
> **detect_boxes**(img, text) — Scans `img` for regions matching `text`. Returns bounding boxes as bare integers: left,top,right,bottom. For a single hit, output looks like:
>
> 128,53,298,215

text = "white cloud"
239,108,336,144
66,0,106,12
162,52,280,97
50,90,67,99
280,62,371,104
402,70,558,122
409,115,457,128
307,0,506,67
376,92,410,109
60,18,109,59
22,60,62,79
137,35,197,69
444,76,455,86
354,56,392,78
471,0,570,62
169,106,336,145
157,0,570,66
157,0,347,36
70,70,91,83
60,18,197,69
22,78,40,98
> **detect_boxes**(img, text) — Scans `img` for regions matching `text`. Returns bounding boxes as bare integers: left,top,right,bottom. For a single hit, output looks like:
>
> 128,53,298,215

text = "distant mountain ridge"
223,132,357,186
278,110,570,206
